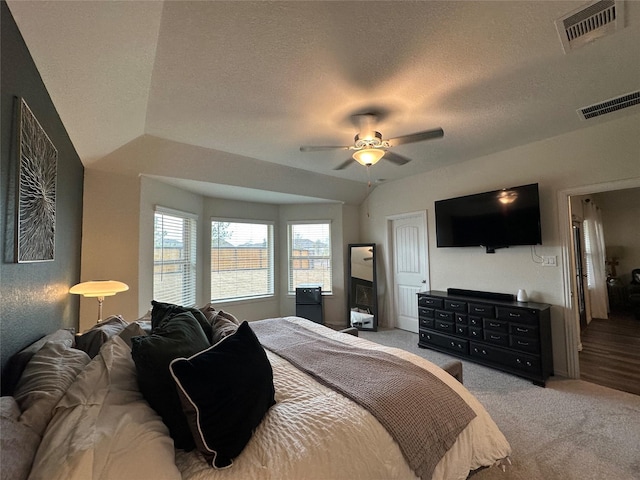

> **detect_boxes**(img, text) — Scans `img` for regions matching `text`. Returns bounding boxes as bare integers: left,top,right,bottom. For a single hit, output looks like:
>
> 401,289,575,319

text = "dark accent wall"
1,1,83,389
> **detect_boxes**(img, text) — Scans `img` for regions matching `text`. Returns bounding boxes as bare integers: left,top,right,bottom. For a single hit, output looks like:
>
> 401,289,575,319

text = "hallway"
579,311,640,396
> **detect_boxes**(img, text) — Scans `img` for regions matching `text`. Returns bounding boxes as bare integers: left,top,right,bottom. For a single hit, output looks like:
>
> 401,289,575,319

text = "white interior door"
391,212,429,333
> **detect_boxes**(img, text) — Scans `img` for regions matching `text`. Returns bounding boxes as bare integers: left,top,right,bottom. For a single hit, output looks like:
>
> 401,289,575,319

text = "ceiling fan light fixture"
352,148,385,166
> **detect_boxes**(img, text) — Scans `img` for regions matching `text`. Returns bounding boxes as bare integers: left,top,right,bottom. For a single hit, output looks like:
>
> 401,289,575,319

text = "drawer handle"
516,358,522,364
450,342,455,346
440,323,448,328
474,307,484,312
516,327,529,333
518,341,530,346
490,335,501,340
450,303,460,307
482,349,487,355
509,313,521,318
489,322,500,327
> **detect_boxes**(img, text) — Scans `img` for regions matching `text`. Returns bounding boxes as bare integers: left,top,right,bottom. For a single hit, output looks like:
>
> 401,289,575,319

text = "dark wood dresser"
417,289,553,386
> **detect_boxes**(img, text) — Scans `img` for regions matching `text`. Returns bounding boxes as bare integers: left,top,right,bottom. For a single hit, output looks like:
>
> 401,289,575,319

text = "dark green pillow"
131,311,210,450
170,321,276,467
150,300,214,343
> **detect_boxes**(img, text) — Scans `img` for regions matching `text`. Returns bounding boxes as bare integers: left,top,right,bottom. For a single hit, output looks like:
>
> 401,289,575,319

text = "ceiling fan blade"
300,145,351,152
383,150,411,166
387,127,444,147
333,158,354,170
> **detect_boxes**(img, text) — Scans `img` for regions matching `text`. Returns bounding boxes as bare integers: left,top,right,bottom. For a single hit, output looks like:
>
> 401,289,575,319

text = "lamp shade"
69,280,129,297
352,148,385,166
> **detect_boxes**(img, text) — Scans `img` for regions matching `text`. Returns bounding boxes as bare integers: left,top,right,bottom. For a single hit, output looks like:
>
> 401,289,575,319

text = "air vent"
555,0,625,53
578,91,640,120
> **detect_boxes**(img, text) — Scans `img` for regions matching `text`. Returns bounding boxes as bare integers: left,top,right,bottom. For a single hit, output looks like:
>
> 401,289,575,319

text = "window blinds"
288,222,332,294
211,220,274,302
154,208,197,306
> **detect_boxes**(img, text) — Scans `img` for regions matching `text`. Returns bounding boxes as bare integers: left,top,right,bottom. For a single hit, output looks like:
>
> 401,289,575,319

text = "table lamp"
69,280,129,322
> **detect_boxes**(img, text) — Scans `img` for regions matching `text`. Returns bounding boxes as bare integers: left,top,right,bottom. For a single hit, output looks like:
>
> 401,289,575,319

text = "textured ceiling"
7,1,640,197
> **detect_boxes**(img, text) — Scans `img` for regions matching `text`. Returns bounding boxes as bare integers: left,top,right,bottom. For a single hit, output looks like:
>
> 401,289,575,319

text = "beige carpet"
359,328,640,480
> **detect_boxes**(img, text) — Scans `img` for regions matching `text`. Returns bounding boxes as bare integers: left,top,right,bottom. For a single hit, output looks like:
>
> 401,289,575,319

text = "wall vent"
578,91,640,120
555,0,625,53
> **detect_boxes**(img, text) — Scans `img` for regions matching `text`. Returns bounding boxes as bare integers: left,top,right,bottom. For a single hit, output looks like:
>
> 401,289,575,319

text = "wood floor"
579,310,640,396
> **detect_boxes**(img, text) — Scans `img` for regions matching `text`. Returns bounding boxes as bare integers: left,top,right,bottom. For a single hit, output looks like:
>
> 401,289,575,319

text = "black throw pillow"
150,300,214,343
169,321,276,468
131,311,210,450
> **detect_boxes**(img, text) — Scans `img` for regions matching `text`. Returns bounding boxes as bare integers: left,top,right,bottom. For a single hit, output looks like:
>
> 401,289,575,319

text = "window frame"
287,221,333,295
153,206,198,307
210,218,275,303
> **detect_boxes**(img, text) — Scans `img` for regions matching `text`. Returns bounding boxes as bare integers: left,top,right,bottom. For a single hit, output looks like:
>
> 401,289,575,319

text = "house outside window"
288,222,332,294
211,220,274,302
153,207,197,306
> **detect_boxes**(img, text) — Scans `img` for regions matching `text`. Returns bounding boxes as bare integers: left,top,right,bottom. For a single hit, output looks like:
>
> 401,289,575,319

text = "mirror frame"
347,243,378,331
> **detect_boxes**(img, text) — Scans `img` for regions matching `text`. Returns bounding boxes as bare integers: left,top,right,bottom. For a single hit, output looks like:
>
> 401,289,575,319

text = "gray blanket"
250,319,476,480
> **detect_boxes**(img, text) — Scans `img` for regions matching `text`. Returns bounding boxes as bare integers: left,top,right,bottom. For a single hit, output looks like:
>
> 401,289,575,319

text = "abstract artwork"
17,98,57,262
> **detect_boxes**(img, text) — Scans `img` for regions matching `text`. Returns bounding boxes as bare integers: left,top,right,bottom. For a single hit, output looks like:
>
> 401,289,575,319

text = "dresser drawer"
484,330,509,346
509,323,539,338
418,307,435,319
483,318,508,333
419,330,468,354
455,313,468,325
509,335,539,353
419,317,434,329
468,303,495,317
468,315,483,327
445,299,467,313
435,310,455,322
419,296,444,308
469,326,483,339
435,319,455,334
455,325,468,336
496,307,539,325
470,342,540,374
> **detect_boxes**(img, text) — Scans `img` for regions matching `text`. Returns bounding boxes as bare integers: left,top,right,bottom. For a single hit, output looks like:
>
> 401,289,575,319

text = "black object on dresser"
417,289,553,386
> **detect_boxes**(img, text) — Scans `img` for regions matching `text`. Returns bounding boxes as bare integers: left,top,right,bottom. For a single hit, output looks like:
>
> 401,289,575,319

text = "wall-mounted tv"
435,183,542,253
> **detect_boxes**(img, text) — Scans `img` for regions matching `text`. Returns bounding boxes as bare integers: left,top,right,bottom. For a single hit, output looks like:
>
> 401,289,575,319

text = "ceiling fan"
300,113,444,170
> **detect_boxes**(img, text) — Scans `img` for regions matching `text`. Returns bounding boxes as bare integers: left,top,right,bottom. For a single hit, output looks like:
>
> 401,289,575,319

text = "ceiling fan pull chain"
366,166,372,218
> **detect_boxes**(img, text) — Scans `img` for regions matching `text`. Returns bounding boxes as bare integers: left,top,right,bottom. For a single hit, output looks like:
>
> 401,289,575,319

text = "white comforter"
30,317,510,480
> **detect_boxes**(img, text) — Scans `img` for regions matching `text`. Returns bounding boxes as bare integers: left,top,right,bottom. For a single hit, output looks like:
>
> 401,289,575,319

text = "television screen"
435,183,542,252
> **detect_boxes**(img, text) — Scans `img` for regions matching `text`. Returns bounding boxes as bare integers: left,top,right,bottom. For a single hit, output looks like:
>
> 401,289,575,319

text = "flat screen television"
435,183,542,253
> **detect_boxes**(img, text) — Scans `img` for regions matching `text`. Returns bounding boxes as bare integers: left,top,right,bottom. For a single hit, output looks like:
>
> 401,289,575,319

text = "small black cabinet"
418,290,553,386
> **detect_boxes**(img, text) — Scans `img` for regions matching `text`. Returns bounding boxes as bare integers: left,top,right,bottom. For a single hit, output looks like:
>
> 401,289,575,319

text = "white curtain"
583,200,608,320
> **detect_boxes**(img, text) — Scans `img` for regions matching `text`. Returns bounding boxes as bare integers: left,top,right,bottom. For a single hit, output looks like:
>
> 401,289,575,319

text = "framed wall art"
16,98,57,262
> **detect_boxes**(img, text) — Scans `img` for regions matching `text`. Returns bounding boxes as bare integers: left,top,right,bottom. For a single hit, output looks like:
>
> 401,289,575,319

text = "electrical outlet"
542,255,557,267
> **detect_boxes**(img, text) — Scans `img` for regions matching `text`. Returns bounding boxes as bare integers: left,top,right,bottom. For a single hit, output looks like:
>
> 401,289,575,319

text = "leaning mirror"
348,243,378,331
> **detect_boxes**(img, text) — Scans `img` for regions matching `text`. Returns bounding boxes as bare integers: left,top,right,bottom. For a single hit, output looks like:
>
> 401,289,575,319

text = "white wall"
79,170,140,332
360,112,640,377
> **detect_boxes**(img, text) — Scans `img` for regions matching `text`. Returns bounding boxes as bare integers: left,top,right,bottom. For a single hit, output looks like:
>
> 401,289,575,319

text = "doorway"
387,211,429,333
560,178,640,381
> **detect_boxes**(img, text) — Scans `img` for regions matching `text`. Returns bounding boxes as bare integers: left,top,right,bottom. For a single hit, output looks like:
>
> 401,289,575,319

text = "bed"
1,304,511,480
